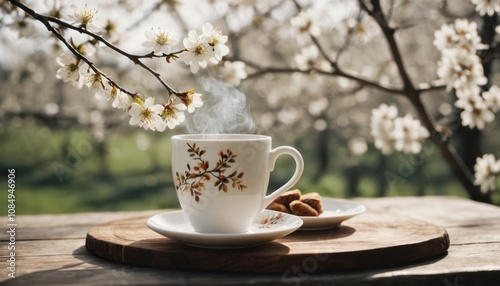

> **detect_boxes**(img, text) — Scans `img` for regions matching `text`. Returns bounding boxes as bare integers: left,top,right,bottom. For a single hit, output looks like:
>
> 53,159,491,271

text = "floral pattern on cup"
175,142,247,203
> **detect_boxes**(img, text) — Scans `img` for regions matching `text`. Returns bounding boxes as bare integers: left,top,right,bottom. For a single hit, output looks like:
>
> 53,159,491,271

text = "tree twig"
245,61,404,95
9,0,184,97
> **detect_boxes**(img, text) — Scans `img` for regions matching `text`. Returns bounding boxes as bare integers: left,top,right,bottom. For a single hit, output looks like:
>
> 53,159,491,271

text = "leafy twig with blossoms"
7,0,229,132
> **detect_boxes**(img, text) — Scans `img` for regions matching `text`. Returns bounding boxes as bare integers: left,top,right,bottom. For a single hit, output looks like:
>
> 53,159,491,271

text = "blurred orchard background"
1,0,499,214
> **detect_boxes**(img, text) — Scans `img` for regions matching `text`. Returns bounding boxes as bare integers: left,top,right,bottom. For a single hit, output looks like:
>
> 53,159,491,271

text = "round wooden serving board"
86,210,450,273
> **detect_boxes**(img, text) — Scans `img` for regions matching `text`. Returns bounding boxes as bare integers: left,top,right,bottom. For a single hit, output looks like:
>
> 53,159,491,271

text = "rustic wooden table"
1,196,500,285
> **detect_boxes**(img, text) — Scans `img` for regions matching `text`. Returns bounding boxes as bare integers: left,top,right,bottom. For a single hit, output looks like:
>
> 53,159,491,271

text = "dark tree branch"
360,0,487,202
8,0,186,98
363,0,414,94
244,61,403,95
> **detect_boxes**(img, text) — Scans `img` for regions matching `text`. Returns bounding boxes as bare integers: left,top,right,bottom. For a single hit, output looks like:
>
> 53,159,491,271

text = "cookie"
266,201,289,213
300,192,323,214
290,200,319,216
274,189,302,206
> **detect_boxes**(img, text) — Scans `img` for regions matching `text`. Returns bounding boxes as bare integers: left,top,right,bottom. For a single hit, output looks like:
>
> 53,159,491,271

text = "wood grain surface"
85,210,450,273
3,196,500,286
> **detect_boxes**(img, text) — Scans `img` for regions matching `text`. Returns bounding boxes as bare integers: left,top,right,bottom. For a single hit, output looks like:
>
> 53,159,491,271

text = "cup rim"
172,134,270,141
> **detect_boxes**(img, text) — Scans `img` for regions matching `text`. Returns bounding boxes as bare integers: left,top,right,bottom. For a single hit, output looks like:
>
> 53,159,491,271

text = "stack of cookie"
267,189,323,216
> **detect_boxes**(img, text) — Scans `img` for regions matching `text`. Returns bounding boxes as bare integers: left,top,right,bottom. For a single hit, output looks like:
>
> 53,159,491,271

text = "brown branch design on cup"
175,142,247,202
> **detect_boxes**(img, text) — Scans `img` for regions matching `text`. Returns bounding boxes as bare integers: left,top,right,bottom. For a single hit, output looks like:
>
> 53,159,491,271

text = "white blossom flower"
391,114,430,154
455,86,481,110
84,71,106,95
459,95,495,129
437,49,487,91
371,104,398,127
68,4,101,33
178,30,214,73
202,23,229,61
219,61,247,86
108,84,130,110
55,51,83,86
128,97,165,131
434,19,487,53
483,85,500,112
76,42,96,57
370,105,430,155
433,23,457,51
294,45,331,71
179,91,203,113
141,27,179,54
453,19,487,52
474,154,500,193
455,86,496,129
370,104,398,154
346,18,379,44
161,103,187,129
290,9,321,37
471,0,500,16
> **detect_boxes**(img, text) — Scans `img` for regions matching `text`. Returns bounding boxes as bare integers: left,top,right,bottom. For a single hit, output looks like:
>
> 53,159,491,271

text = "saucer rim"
298,198,366,230
146,209,303,248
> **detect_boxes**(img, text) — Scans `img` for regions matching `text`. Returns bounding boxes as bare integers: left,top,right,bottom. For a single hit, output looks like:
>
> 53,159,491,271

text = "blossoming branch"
8,0,230,132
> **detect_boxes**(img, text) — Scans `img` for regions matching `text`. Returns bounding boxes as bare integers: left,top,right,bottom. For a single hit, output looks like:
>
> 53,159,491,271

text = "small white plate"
299,198,365,230
146,210,303,249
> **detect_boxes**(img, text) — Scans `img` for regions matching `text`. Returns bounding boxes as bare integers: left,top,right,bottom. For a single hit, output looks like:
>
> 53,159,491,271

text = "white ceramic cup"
171,134,304,233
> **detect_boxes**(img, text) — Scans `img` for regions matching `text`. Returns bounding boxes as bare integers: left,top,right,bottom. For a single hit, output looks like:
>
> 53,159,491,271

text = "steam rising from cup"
186,78,254,134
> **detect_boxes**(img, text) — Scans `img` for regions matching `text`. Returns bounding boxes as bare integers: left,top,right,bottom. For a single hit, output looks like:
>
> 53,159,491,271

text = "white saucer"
146,210,303,249
299,198,365,230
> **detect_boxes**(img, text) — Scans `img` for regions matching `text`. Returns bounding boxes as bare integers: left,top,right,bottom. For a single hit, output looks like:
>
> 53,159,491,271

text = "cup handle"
261,146,304,210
